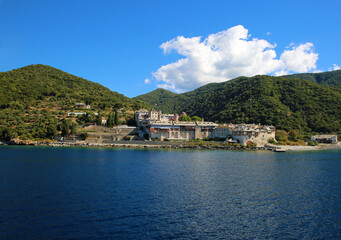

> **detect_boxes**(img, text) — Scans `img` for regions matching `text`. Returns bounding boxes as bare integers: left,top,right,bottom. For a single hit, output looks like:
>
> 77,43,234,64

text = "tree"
80,132,88,140
275,130,288,142
0,126,12,141
70,122,79,136
106,112,114,128
179,115,192,121
61,119,70,137
288,130,298,141
46,120,57,139
191,116,202,122
114,109,119,126
96,111,102,125
114,103,123,109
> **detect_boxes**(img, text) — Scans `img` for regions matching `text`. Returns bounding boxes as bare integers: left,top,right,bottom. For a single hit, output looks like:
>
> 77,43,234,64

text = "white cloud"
278,43,318,73
144,78,151,84
152,25,319,92
328,64,340,71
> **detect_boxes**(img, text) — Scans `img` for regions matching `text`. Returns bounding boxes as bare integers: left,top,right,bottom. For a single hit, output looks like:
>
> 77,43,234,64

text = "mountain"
135,88,178,113
284,70,341,86
0,64,149,140
134,74,341,134
0,64,147,110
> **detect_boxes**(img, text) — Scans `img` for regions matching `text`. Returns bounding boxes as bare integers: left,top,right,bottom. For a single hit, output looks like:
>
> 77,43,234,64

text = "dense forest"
135,73,341,136
0,64,149,140
284,70,341,86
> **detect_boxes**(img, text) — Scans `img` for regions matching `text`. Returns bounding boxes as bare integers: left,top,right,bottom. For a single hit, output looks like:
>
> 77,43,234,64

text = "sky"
0,0,340,97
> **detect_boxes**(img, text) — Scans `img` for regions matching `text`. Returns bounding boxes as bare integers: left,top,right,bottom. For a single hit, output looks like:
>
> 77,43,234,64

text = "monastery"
135,109,276,146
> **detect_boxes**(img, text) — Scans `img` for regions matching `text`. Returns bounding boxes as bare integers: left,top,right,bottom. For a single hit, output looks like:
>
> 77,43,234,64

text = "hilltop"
0,64,147,110
283,70,341,86
0,64,149,140
135,73,341,135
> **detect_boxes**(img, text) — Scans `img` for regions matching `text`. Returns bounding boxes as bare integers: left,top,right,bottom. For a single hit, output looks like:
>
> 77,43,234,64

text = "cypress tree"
106,112,114,128
114,109,119,126
70,122,78,135
96,111,102,125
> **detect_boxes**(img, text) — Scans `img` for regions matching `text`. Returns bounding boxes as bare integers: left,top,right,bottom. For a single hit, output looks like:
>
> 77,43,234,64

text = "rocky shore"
2,139,263,151
2,139,341,151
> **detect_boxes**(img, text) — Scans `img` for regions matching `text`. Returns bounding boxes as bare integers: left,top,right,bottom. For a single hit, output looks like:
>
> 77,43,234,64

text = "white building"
231,124,276,147
68,112,98,117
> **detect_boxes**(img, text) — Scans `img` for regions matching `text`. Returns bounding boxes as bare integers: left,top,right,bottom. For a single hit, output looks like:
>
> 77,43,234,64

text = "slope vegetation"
0,64,146,109
135,75,341,134
284,69,341,86
0,64,149,140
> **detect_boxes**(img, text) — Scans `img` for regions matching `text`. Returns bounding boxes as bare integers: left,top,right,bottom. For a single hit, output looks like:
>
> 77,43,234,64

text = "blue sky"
0,0,340,97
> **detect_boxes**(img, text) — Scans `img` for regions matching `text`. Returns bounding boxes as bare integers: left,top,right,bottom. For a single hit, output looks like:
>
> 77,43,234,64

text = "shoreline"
1,140,341,152
266,143,341,151
1,140,257,151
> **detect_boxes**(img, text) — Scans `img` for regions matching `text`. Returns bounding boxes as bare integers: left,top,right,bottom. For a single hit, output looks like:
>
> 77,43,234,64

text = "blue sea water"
0,146,340,239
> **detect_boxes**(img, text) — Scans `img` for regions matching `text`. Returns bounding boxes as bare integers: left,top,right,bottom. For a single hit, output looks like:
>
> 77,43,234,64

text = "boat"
273,148,286,152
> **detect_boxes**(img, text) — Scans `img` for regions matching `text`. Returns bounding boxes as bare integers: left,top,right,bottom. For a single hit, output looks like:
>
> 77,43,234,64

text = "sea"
0,146,340,239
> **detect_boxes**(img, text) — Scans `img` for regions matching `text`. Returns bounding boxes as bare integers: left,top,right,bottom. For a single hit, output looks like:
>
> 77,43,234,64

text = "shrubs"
275,129,306,146
308,140,319,146
80,132,88,140
288,130,298,141
276,130,289,142
143,133,149,140
246,141,257,148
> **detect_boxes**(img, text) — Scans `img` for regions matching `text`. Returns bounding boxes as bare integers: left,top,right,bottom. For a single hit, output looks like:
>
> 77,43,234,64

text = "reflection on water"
0,146,340,239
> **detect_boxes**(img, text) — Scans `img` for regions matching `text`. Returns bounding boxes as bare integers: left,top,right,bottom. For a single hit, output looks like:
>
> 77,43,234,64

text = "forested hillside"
284,70,341,86
0,64,149,140
0,64,147,109
135,75,341,135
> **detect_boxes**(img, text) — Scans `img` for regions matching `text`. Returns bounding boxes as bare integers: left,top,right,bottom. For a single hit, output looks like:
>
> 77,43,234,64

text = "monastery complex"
135,109,276,147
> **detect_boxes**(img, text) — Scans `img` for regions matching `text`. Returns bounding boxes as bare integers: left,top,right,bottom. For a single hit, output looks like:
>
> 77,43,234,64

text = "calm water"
0,146,340,239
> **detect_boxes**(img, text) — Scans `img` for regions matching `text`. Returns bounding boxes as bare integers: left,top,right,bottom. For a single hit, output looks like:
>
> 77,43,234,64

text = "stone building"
212,124,234,139
75,103,91,109
310,135,338,144
231,124,276,147
148,121,217,141
135,109,179,126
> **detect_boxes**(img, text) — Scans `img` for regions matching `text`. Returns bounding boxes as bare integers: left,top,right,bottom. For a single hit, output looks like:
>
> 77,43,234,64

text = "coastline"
1,140,341,152
266,143,341,151
1,140,256,151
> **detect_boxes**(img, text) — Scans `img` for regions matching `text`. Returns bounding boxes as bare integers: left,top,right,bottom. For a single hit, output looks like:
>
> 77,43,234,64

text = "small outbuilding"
75,103,91,109
310,135,338,144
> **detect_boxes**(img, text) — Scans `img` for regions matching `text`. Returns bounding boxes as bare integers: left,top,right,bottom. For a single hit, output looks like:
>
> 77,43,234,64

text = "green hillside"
135,88,179,113
0,64,147,109
284,70,341,87
135,75,341,135
0,64,149,140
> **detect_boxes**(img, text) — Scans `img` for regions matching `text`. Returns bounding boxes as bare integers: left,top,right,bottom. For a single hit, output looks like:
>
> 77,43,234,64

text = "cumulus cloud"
328,64,340,71
144,78,151,84
277,43,318,74
152,25,319,92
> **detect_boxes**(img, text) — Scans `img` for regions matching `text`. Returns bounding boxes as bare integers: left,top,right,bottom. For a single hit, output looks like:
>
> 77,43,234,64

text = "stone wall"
83,125,138,143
